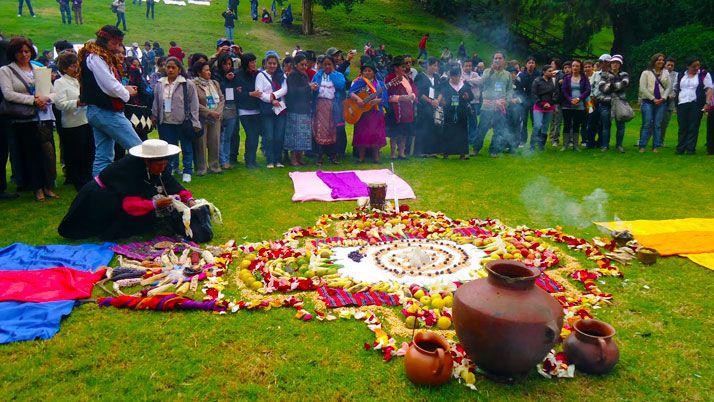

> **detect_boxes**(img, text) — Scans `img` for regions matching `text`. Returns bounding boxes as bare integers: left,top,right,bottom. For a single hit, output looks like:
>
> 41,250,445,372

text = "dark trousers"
474,109,508,155
12,121,56,191
562,108,586,147
336,125,347,158
59,2,71,23
0,119,9,193
240,114,261,165
146,1,154,18
62,124,95,191
18,0,35,15
676,101,703,154
115,12,127,30
707,110,714,155
520,99,533,145
584,107,601,148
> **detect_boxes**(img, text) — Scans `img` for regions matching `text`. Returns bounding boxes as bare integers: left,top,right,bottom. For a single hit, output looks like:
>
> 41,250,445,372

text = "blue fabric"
0,242,114,344
87,105,142,176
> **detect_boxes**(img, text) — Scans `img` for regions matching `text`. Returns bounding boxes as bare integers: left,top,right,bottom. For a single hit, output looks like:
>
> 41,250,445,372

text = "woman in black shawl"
58,139,196,240
438,64,473,158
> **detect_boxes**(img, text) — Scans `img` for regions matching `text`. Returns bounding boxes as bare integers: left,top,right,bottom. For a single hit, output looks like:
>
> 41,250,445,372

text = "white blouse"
678,70,713,105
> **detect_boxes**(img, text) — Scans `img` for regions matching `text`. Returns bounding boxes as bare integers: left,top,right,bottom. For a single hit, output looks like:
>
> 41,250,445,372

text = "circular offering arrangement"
332,239,488,286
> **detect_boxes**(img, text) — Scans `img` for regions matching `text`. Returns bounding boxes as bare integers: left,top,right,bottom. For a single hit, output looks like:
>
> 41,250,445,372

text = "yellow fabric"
594,218,714,270
686,254,714,271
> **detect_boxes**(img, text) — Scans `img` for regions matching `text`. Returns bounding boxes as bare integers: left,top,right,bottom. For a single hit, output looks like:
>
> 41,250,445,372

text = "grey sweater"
151,76,201,129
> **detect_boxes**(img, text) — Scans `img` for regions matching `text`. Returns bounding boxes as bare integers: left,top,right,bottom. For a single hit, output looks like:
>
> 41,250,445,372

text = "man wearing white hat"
58,139,198,240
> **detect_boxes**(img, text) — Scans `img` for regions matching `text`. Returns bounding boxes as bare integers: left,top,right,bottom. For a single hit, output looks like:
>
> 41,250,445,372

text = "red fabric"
178,190,193,203
168,47,185,62
0,267,106,302
419,36,428,50
122,196,155,216
307,68,317,81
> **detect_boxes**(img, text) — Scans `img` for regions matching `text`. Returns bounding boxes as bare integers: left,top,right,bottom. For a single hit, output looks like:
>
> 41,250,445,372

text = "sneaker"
275,163,285,168
182,174,192,183
267,163,275,169
617,146,625,153
18,14,21,17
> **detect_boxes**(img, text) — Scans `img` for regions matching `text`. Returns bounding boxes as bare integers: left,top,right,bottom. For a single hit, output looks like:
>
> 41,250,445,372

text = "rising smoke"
521,176,609,229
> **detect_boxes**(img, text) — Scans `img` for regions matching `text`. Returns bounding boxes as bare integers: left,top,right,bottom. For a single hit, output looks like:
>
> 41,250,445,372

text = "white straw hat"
129,139,181,159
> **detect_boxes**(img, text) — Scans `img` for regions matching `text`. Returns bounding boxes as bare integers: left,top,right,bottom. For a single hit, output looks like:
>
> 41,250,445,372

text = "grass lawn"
1,1,713,400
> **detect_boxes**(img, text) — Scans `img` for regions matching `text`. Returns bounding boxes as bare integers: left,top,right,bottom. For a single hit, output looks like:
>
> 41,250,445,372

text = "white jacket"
52,75,87,128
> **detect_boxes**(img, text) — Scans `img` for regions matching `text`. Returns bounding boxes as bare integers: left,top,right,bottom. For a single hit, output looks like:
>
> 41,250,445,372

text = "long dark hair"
217,53,234,77
164,56,187,78
240,53,257,75
264,54,284,85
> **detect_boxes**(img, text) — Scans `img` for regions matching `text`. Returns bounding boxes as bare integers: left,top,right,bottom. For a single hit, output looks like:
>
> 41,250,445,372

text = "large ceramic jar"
453,260,563,379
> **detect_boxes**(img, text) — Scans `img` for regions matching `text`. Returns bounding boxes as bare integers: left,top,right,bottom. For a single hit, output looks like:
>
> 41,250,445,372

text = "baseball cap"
325,47,342,58
598,53,612,62
216,38,232,48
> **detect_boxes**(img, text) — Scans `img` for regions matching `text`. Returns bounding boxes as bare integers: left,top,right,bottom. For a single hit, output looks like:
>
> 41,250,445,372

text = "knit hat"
610,55,623,64
598,53,612,62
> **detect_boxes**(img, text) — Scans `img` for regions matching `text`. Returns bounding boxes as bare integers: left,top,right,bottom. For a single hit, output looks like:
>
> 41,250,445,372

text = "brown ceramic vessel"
404,331,453,386
564,319,619,374
452,260,564,380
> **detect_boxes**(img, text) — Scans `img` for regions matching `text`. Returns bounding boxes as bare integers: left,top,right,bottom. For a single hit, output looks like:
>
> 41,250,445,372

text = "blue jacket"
311,69,346,124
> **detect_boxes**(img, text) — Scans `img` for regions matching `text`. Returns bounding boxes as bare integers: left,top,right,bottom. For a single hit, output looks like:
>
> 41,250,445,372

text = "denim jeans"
638,101,666,149
261,113,286,164
599,104,625,149
158,123,194,174
240,114,261,165
474,108,508,155
146,1,154,18
115,12,126,30
417,49,427,61
59,2,71,23
467,103,478,147
225,27,234,40
87,106,142,176
221,116,238,165
18,0,34,15
530,110,553,150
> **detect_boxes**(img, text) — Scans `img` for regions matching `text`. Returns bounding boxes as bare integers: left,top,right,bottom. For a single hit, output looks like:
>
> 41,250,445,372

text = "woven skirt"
284,112,313,151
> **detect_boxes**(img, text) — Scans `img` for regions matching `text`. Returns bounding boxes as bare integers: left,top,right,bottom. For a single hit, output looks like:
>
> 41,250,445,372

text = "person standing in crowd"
312,54,346,165
0,38,19,200
385,56,417,160
148,56,165,89
348,60,388,163
662,57,678,144
256,51,287,168
457,41,467,62
229,0,238,15
124,55,153,141
530,65,558,151
560,59,591,151
126,42,142,61
251,0,259,21
473,51,512,157
548,58,564,147
52,52,94,191
146,0,155,20
638,53,671,153
589,54,610,148
326,47,353,160
152,57,201,181
18,0,36,17
153,41,164,58
223,8,238,41
597,55,630,152
78,26,142,176
417,34,429,61
438,64,473,159
582,60,599,148
141,42,155,78
216,54,239,170
506,64,524,152
517,57,538,147
113,0,127,31
460,58,481,154
285,53,316,166
72,0,83,24
237,53,262,168
192,60,224,175
0,37,57,201
675,56,713,155
415,57,443,157
58,0,72,24
168,41,185,63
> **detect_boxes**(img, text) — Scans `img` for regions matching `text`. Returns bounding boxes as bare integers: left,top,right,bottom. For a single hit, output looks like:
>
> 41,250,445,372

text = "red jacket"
418,36,428,50
168,46,185,62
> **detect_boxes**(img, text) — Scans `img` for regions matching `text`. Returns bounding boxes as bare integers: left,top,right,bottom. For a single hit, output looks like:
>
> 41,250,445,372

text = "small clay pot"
564,319,620,375
404,331,453,386
636,248,659,265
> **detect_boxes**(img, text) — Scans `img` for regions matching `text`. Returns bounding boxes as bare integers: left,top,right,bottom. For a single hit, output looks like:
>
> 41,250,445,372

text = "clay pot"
564,319,619,375
453,260,563,380
636,247,659,265
404,331,453,386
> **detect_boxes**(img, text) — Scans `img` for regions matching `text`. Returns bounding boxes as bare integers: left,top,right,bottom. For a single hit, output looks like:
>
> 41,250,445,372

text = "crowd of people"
1,25,713,204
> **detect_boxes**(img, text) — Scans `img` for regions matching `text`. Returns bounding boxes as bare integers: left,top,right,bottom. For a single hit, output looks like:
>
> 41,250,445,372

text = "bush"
627,24,714,98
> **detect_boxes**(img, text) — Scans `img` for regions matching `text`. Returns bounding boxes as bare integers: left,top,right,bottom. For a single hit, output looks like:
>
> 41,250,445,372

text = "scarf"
196,77,220,102
78,40,123,81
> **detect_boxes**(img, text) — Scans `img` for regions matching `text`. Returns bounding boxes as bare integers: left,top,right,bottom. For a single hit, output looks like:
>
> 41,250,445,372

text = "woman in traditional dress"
58,139,196,240
385,56,417,160
438,64,473,159
311,55,346,165
414,57,443,157
348,60,387,163
285,53,316,166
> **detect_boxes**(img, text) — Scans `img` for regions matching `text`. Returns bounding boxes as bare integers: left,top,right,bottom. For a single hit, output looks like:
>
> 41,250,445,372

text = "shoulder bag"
0,66,38,120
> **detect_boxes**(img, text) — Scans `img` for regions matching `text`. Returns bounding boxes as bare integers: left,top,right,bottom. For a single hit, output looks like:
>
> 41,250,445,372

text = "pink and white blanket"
289,169,416,202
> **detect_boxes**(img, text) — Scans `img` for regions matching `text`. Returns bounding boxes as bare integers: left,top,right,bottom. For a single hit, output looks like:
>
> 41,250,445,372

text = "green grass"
2,1,713,400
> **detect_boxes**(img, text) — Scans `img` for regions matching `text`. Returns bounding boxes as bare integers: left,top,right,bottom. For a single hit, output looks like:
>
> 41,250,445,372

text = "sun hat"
598,53,612,62
610,55,623,64
129,139,181,159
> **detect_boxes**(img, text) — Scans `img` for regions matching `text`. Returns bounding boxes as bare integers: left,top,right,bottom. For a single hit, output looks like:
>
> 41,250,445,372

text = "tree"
301,0,365,35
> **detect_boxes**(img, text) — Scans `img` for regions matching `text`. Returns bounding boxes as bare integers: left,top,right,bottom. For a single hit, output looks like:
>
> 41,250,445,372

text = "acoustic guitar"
343,76,403,125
